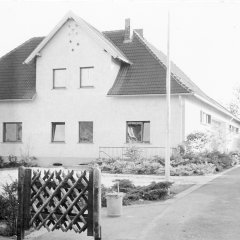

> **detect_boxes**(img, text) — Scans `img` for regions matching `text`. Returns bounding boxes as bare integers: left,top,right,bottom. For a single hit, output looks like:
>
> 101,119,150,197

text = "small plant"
124,145,142,161
0,180,18,236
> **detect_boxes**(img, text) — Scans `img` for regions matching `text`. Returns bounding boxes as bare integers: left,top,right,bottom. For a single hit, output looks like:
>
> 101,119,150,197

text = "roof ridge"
0,37,44,63
133,31,192,93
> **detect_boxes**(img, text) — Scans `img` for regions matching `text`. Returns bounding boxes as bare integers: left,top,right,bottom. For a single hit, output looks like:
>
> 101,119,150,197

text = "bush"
0,155,38,168
171,163,216,176
0,180,18,236
102,180,173,206
97,157,164,175
112,179,135,193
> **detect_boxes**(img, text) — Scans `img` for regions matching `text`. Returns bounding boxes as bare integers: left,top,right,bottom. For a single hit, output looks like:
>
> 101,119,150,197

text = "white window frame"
200,111,211,125
79,121,93,143
126,121,150,143
51,122,65,143
80,67,94,88
53,68,67,89
3,122,22,143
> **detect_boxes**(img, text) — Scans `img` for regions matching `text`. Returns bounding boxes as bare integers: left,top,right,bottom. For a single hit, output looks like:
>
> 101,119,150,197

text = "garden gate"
17,166,101,240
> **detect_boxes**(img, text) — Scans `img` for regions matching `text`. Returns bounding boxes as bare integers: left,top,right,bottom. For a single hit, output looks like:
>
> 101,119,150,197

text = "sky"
0,0,240,106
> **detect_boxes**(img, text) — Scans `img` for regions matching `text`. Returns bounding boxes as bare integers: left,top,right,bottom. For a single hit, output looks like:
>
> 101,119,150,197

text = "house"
0,11,239,167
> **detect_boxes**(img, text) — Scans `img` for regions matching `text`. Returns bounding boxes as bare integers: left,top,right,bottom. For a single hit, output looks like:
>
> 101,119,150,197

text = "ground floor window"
3,122,22,142
52,122,65,142
126,121,150,143
200,111,211,125
79,121,93,143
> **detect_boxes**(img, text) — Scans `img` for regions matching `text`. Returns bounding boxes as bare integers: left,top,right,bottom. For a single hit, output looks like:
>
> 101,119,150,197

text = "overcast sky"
0,0,240,106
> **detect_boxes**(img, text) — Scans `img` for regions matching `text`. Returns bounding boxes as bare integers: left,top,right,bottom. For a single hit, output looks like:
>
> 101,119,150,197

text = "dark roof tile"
0,37,44,100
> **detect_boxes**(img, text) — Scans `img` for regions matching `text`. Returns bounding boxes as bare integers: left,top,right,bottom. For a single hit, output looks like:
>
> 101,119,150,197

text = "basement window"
126,121,150,143
80,67,94,88
52,122,65,142
200,111,211,125
3,122,22,142
79,122,93,143
53,68,67,89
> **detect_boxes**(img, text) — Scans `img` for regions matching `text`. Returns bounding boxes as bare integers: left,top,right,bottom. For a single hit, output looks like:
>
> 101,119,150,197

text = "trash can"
106,192,124,217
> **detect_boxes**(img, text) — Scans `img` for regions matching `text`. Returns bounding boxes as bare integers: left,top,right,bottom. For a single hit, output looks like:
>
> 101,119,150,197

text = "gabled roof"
0,37,44,100
104,30,239,121
24,11,131,65
104,30,191,95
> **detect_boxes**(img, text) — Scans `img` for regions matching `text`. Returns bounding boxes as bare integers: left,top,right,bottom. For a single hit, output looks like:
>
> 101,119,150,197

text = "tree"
228,86,240,118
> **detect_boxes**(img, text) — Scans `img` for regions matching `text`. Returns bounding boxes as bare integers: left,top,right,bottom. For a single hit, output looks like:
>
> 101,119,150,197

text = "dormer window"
53,68,66,89
80,67,94,88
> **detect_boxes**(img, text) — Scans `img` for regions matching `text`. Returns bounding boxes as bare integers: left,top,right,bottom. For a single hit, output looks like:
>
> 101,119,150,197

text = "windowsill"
51,141,66,144
200,123,211,126
79,86,95,89
2,141,23,144
125,142,151,145
52,87,67,90
78,142,94,144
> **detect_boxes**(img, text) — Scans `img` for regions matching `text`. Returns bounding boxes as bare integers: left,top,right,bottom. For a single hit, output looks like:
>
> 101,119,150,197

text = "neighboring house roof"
24,11,131,65
0,37,44,100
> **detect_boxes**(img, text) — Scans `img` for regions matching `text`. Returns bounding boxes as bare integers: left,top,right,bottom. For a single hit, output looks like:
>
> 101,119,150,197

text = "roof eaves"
194,93,240,123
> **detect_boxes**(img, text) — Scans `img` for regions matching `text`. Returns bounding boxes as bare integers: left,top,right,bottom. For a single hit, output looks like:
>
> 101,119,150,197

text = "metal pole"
165,11,171,181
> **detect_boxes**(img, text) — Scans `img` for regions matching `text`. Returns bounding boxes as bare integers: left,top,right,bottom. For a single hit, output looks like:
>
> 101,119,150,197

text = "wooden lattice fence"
17,166,101,240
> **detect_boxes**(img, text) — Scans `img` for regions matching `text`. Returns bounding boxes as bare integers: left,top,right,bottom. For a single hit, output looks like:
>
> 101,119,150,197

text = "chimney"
124,18,132,43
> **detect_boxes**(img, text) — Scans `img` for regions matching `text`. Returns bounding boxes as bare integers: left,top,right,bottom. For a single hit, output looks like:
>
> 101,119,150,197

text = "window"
53,69,66,88
126,121,150,143
229,125,239,134
200,111,211,125
3,122,22,142
80,67,94,88
79,122,93,143
51,122,65,142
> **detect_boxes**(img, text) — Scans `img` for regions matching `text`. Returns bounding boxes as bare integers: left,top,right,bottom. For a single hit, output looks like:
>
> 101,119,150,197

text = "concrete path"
21,165,240,240
140,166,240,240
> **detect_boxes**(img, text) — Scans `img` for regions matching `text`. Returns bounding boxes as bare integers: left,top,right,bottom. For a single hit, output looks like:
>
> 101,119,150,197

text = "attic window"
80,67,94,88
126,121,150,143
53,69,66,89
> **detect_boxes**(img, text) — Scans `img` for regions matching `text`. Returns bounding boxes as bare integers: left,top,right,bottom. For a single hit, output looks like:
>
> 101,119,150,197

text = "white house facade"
0,12,239,167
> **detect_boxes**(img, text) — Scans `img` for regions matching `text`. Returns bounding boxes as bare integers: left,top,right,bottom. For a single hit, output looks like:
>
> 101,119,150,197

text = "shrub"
171,163,215,176
185,132,210,153
101,180,173,207
0,180,18,236
112,179,135,193
0,155,38,168
124,145,142,162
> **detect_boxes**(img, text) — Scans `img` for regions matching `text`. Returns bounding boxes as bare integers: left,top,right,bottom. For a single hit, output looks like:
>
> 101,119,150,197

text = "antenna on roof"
165,11,171,181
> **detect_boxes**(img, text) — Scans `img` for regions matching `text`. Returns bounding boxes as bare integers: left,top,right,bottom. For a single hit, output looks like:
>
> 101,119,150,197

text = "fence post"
87,168,94,236
93,167,101,240
23,168,32,230
17,167,25,240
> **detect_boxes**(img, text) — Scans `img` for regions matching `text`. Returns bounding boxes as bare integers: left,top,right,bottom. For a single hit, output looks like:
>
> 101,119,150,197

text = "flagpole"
165,11,171,181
